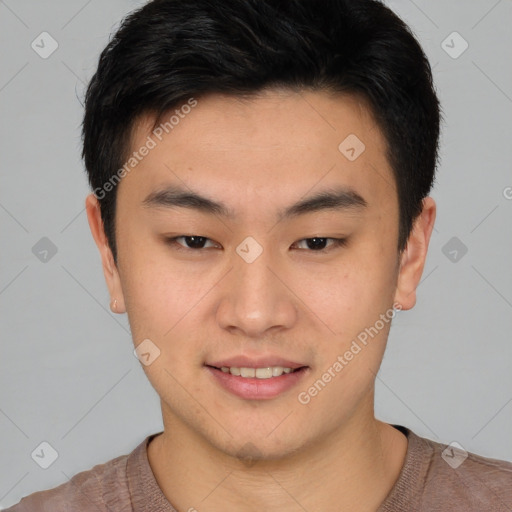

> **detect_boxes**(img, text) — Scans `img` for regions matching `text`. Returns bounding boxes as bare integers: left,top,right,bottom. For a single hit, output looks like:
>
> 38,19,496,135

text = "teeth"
219,366,297,379
241,367,256,378
272,366,283,377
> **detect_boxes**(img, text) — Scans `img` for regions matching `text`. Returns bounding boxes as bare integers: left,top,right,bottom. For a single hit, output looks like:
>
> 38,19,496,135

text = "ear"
394,196,436,310
85,193,126,314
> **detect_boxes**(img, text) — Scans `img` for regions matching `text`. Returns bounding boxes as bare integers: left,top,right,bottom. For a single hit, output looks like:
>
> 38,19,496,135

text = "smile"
216,366,300,379
205,365,309,400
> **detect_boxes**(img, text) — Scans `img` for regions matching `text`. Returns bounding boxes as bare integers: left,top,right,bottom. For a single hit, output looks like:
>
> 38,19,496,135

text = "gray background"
1,0,511,507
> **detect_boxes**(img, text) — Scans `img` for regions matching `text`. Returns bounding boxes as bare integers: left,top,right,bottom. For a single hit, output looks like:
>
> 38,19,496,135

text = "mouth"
204,364,310,400
206,364,307,379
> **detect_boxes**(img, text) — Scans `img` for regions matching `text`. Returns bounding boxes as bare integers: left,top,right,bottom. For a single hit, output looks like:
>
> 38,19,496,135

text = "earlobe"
85,193,127,314
393,197,436,311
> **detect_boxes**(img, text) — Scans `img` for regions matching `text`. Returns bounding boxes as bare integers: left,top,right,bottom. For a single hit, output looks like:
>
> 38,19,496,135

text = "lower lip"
205,366,309,400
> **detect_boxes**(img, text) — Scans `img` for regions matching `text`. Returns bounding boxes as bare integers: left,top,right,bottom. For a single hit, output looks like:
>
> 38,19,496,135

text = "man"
6,0,512,510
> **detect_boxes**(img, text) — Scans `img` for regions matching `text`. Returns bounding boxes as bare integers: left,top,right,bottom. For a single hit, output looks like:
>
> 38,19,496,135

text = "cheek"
118,238,218,370
116,233,180,337
122,262,201,339
119,254,208,392
302,250,395,340
307,272,364,338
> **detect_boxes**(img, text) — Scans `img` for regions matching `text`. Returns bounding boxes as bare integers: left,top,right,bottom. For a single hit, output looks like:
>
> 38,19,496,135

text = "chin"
218,431,309,464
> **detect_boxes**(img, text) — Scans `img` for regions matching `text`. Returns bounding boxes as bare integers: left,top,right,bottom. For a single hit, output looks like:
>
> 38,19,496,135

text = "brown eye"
293,237,347,252
165,235,218,251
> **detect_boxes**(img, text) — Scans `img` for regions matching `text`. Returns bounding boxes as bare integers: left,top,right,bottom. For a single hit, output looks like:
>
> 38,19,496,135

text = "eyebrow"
142,184,368,222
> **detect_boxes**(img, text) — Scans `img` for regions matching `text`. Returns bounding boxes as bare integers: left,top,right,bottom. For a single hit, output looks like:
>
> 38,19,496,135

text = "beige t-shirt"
5,424,512,511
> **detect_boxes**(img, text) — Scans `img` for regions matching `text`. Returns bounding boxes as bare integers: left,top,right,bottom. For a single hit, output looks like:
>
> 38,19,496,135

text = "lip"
207,356,305,369
204,364,309,400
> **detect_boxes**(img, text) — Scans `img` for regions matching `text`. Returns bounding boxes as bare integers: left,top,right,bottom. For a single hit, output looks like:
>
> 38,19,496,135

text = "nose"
215,242,297,338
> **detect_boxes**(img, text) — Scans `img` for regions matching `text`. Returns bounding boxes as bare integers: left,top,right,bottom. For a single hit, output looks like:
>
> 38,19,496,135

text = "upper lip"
206,356,307,369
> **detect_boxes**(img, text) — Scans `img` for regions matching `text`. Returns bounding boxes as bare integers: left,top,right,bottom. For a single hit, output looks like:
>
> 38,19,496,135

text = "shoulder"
3,449,135,512
415,432,512,510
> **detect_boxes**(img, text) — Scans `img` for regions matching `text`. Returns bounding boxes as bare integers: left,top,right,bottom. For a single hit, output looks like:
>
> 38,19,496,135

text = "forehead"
119,89,397,220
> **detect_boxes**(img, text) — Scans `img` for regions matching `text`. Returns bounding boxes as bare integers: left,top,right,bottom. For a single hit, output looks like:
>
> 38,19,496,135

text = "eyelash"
164,235,348,253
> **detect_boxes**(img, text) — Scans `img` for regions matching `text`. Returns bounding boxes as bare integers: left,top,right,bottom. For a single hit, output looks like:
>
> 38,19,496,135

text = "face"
87,88,435,461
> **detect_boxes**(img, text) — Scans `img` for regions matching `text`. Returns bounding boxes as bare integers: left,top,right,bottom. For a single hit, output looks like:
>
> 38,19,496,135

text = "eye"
165,235,219,251
292,237,347,252
164,235,347,253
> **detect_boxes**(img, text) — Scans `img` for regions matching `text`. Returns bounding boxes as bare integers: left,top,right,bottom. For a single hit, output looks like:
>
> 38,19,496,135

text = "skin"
86,88,436,511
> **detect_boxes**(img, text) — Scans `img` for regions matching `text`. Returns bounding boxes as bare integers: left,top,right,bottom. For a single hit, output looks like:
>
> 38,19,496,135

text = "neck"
148,397,408,511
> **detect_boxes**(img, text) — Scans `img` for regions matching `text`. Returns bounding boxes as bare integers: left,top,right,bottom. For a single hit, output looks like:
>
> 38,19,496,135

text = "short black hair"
82,0,442,264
